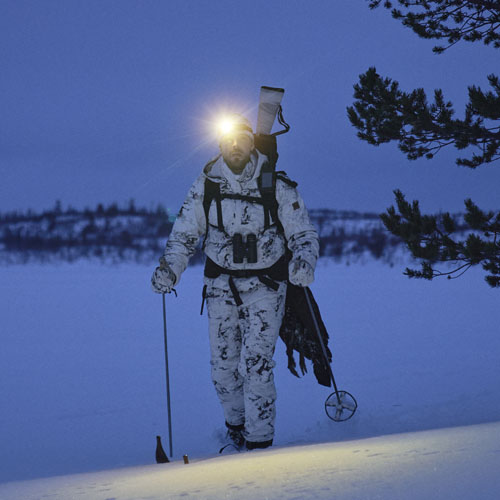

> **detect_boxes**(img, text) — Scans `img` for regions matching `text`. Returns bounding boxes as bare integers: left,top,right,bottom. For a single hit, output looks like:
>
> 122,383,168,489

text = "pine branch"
380,190,500,287
347,67,500,167
368,0,500,51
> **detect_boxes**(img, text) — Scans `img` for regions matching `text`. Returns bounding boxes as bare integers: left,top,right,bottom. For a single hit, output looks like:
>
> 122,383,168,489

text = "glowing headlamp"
216,114,254,142
217,118,237,136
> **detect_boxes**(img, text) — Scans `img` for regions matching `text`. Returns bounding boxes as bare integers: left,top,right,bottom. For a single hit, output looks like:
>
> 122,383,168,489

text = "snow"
1,423,500,499
1,259,500,498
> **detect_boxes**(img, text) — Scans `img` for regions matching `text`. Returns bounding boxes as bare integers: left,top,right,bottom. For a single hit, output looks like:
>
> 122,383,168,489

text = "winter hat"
217,113,254,144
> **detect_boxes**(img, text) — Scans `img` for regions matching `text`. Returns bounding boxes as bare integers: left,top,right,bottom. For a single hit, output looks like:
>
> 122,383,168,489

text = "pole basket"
325,390,358,422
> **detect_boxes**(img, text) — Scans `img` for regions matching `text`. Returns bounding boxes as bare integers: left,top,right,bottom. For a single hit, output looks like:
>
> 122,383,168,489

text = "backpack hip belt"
203,255,288,306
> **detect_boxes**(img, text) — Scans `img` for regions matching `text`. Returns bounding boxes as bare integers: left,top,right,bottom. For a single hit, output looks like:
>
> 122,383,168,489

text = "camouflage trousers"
206,278,287,443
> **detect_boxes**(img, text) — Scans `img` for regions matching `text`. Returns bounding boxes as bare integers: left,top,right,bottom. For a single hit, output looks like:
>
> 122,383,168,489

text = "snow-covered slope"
1,422,499,500
1,259,500,494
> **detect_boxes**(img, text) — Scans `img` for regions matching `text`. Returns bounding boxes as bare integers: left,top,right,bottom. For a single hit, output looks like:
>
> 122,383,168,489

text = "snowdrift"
1,422,499,500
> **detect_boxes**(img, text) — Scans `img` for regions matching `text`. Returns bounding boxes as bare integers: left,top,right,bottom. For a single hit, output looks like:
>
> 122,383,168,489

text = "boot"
246,438,273,450
225,421,245,449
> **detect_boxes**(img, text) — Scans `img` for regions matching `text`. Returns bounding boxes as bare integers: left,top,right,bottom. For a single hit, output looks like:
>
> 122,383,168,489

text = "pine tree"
347,0,500,287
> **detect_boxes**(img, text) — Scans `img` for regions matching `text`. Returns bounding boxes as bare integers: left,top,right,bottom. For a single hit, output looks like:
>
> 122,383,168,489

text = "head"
218,113,254,174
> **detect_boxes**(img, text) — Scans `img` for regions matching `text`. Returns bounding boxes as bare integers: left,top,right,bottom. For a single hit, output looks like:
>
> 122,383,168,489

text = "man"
151,113,319,450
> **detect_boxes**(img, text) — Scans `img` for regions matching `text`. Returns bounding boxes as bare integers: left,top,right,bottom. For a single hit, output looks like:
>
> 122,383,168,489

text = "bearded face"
219,132,254,174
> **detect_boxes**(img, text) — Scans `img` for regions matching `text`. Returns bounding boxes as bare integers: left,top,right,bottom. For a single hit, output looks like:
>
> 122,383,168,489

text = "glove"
151,262,176,294
288,258,314,287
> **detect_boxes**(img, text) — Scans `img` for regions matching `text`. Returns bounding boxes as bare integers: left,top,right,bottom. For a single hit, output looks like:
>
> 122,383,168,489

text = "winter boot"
225,421,245,449
246,439,273,450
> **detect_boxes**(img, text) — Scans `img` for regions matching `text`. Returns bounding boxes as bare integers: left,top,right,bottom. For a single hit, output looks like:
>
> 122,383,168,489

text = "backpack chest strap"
203,178,277,236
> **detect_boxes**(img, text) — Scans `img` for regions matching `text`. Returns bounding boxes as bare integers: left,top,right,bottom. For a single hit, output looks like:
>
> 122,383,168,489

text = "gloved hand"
288,258,314,287
151,261,176,294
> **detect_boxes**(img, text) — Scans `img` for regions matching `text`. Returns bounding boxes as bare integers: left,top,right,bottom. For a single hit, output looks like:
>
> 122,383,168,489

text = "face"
219,132,254,174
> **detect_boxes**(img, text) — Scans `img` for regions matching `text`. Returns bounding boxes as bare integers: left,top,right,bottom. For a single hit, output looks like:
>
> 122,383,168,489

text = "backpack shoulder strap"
202,178,223,249
257,161,279,231
258,168,298,234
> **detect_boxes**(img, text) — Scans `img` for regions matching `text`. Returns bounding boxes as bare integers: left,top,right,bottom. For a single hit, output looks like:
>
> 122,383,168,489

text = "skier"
151,113,319,450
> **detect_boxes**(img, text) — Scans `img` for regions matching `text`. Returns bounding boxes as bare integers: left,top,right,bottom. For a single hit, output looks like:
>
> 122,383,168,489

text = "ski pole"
303,287,357,422
303,287,342,404
162,292,174,457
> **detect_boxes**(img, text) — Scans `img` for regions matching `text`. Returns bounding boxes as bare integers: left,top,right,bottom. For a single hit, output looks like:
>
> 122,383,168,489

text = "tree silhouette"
348,0,500,287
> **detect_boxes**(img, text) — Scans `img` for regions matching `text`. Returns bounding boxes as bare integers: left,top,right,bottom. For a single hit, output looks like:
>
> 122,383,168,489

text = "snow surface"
1,422,500,500
1,259,500,498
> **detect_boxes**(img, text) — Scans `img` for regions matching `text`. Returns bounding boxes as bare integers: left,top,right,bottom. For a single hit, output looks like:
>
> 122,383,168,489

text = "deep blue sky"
1,0,499,215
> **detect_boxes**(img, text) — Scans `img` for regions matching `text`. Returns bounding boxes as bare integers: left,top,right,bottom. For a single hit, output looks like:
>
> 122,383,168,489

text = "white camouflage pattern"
206,280,287,442
161,149,319,443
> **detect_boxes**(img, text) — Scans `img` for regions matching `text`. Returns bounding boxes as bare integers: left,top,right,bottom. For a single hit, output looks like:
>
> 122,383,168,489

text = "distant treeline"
0,200,465,265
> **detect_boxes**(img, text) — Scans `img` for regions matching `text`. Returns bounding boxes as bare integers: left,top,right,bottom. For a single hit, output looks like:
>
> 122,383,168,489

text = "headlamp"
216,114,254,142
217,118,237,136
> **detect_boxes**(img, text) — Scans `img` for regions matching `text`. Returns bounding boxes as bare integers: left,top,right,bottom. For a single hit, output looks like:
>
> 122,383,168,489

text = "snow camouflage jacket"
162,149,330,385
162,149,320,291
